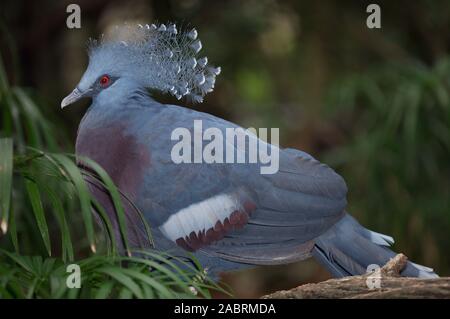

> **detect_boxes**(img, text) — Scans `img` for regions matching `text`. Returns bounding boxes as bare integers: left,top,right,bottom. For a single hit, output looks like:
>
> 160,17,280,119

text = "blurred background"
1,0,449,298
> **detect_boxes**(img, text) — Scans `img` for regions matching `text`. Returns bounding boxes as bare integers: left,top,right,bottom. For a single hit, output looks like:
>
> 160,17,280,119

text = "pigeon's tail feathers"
87,22,220,102
313,213,438,279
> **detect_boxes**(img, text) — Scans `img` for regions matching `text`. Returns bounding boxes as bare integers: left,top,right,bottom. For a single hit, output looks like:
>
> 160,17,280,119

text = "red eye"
99,75,110,87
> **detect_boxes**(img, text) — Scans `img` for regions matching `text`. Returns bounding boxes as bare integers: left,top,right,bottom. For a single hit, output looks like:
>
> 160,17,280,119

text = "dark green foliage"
326,59,450,272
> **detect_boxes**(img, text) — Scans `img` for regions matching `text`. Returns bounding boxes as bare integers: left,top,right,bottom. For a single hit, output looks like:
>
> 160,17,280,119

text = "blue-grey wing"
135,105,347,264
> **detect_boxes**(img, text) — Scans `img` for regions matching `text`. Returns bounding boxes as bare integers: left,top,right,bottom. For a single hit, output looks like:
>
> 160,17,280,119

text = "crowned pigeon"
61,23,437,279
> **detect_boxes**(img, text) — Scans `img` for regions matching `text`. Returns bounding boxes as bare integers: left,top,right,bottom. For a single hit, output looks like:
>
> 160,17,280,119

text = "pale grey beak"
61,88,84,109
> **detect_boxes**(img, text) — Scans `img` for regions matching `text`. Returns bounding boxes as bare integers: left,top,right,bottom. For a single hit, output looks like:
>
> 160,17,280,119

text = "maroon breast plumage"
76,123,150,201
75,123,152,249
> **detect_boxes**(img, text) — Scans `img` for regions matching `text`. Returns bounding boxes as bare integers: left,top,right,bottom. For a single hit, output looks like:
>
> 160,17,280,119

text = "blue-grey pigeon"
61,23,437,279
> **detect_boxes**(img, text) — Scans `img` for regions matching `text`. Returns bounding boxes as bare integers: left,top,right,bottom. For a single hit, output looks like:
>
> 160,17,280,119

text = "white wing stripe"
159,193,240,241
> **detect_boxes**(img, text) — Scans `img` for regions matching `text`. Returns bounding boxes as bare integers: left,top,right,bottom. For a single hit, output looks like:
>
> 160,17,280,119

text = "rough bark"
263,254,450,299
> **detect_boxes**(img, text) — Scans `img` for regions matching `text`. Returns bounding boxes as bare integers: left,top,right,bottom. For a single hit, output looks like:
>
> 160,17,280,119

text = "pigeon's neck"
93,81,151,110
82,82,156,129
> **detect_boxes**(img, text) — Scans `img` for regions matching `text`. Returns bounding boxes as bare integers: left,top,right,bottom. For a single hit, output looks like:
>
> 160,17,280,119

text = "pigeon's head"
61,23,221,108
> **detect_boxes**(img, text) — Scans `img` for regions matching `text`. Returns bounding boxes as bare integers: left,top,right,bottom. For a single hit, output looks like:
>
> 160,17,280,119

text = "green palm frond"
0,138,227,299
0,249,227,299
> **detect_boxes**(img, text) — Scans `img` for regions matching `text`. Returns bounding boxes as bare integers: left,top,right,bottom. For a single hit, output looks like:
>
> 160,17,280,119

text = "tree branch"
263,254,450,299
